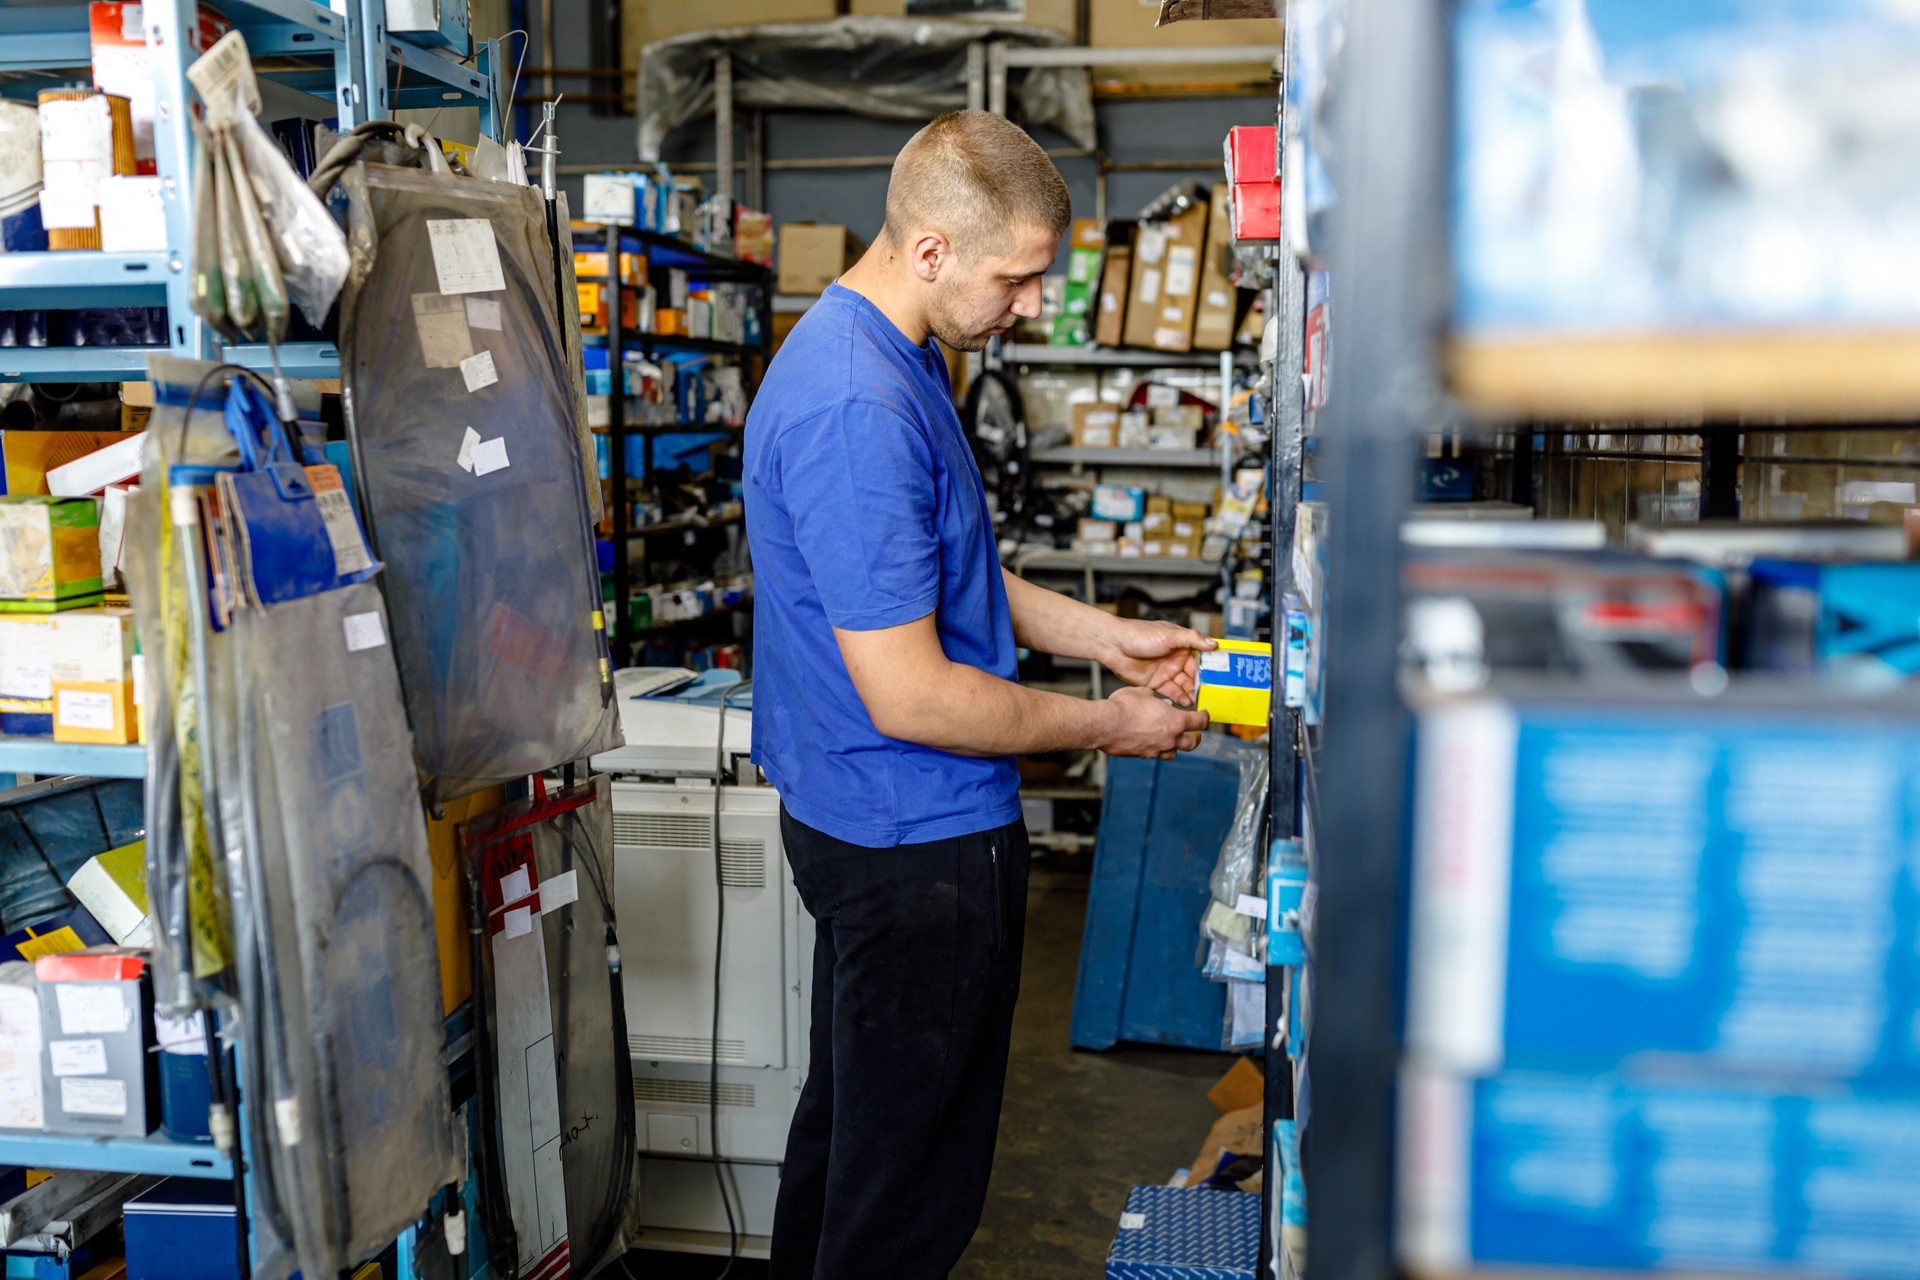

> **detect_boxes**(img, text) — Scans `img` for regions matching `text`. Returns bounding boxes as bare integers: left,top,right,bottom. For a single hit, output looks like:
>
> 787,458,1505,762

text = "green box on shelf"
1051,219,1104,347
0,497,103,611
630,592,653,633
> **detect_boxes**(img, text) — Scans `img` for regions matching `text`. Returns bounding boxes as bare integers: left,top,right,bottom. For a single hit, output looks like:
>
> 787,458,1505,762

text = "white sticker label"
502,906,533,939
412,292,474,369
60,1076,127,1118
471,437,510,477
1235,893,1269,919
426,218,507,295
131,653,145,711
465,297,503,330
185,30,262,125
1138,268,1162,305
459,350,499,393
342,611,386,652
97,176,168,252
56,689,116,731
37,97,113,229
1200,650,1232,673
315,488,374,577
542,869,579,911
499,866,532,906
50,1039,108,1077
1163,307,1184,323
457,425,481,473
1119,1212,1148,1230
1206,290,1230,309
1135,225,1168,264
1165,245,1197,297
56,985,130,1036
0,624,52,701
1101,292,1118,314
582,173,636,223
155,1010,207,1056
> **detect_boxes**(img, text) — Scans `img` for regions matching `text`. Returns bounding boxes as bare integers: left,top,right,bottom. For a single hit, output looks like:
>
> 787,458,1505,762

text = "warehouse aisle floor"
623,863,1231,1279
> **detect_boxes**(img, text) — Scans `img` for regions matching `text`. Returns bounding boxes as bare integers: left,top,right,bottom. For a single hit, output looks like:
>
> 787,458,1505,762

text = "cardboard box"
777,222,867,296
0,963,41,1131
1172,501,1210,521
125,1178,245,1280
1115,538,1145,558
1192,183,1240,350
46,432,143,498
51,605,136,744
0,432,126,497
1073,403,1121,449
1092,485,1147,523
0,497,103,610
1106,1185,1258,1280
1230,180,1281,243
1151,426,1200,451
1052,219,1105,346
1172,519,1201,541
65,842,149,947
1142,539,1169,558
1124,200,1209,352
1224,125,1278,186
1142,512,1173,536
1093,239,1132,347
1196,639,1271,727
0,909,111,965
1146,495,1173,515
1077,519,1118,544
0,615,52,709
1166,537,1203,559
734,208,773,266
1747,561,1920,683
1154,404,1206,433
1118,409,1151,449
572,249,647,286
35,947,158,1137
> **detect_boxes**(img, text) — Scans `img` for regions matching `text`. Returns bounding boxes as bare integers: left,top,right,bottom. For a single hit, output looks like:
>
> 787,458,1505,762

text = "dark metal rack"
577,224,773,666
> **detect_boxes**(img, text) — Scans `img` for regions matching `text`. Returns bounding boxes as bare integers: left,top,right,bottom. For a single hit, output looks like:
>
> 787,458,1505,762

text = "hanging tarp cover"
636,17,1098,161
336,164,622,804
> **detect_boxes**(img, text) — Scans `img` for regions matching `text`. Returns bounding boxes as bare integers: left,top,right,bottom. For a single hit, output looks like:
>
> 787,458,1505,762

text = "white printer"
593,668,810,1257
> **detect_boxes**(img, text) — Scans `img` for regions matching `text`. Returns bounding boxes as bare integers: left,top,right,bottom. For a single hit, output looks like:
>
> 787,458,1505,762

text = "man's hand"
1102,620,1216,707
1100,687,1210,760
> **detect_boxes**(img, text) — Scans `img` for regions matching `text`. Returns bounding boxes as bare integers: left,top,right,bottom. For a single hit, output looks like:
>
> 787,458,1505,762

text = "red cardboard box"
1224,125,1278,186
1229,180,1280,242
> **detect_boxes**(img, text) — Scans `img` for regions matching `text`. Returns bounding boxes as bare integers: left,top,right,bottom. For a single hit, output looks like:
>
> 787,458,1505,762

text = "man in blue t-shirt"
746,109,1214,1279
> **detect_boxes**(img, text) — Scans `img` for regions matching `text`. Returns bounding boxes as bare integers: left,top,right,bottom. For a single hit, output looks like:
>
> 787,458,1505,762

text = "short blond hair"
883,110,1071,258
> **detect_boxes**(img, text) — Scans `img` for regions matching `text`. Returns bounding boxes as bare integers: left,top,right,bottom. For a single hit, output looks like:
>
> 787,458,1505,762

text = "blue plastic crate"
1107,1185,1258,1280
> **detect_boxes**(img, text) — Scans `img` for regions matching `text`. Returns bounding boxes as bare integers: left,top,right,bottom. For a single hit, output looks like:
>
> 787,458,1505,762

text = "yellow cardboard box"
1195,639,1272,728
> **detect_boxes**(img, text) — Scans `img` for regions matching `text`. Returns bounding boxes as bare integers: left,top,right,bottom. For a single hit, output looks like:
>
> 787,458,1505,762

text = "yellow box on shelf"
1195,639,1273,729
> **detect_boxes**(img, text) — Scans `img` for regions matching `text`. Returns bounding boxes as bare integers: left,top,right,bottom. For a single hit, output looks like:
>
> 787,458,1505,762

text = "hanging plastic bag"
338,163,621,802
229,104,349,328
221,128,288,345
187,122,234,341
211,136,258,335
1200,747,1271,961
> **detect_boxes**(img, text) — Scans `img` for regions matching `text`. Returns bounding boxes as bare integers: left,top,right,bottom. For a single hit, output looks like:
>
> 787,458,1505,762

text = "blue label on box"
1499,710,1920,1084
1464,1072,1920,1278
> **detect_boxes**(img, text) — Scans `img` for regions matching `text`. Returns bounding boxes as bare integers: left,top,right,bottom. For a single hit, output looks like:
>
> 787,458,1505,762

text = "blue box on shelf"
1106,1186,1258,1280
0,908,110,966
1407,695,1920,1086
1747,559,1920,685
124,1176,240,1280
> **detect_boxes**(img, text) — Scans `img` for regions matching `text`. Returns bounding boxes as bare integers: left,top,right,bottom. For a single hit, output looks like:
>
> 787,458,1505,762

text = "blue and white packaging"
1406,695,1920,1085
1267,838,1308,968
1107,1185,1259,1280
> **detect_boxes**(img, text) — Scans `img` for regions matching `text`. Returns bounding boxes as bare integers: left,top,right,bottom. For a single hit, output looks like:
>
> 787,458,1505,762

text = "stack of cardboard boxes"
1075,492,1214,560
1086,183,1250,355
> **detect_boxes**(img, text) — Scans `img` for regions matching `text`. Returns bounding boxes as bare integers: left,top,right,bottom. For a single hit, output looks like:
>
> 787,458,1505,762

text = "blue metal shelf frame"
0,1130,231,1179
0,0,502,386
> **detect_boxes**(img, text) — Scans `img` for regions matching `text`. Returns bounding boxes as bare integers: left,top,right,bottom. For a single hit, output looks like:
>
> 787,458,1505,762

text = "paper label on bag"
427,218,507,294
60,1076,126,1118
155,1010,207,1055
500,866,531,905
542,870,579,911
502,906,533,939
465,297,503,330
56,984,130,1035
471,437,510,476
457,425,481,472
1119,1213,1147,1230
186,30,262,125
50,1039,108,1078
342,611,386,652
1165,245,1197,297
1235,893,1269,919
305,465,373,577
459,350,499,393
56,689,115,731
412,293,474,368
1138,268,1162,305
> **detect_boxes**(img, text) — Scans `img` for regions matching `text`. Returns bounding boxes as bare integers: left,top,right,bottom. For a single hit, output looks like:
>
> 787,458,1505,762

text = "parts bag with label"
337,163,619,804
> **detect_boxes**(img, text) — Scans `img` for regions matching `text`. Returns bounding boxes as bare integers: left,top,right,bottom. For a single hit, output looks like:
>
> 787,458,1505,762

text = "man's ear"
909,230,953,284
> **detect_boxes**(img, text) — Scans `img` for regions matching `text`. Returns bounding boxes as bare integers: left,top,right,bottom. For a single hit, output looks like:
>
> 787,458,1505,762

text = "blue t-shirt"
744,283,1021,847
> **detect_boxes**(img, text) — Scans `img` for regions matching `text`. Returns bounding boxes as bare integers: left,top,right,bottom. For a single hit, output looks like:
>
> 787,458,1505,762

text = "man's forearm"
872,656,1117,756
1001,568,1121,665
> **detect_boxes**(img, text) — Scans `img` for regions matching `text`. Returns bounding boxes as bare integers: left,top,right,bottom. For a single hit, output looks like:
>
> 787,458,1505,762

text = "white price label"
342,611,387,652
426,218,507,295
60,1076,127,1118
49,1039,108,1078
459,350,499,393
471,437,510,477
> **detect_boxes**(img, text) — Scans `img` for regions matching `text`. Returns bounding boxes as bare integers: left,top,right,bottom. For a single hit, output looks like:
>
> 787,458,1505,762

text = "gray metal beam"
1000,44,1282,68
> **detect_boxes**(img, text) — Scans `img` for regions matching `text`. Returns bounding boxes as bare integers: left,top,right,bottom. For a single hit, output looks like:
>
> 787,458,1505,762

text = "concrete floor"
623,865,1231,1279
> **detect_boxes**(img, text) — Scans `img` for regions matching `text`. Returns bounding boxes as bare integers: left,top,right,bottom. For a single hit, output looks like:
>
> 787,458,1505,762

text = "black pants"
769,808,1030,1280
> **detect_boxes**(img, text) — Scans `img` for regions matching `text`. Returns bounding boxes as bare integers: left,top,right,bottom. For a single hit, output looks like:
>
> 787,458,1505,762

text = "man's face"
926,225,1059,352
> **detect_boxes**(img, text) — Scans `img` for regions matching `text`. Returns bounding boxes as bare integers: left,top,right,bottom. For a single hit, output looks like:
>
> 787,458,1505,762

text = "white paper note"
1234,893,1269,919
1119,1213,1147,1230
1138,268,1162,305
500,866,532,906
1165,245,1197,297
154,1010,207,1056
97,176,167,252
460,350,499,393
412,293,474,369
457,425,481,473
541,870,578,911
55,984,130,1036
472,437,510,477
60,1076,127,1118
342,611,387,652
55,689,115,731
582,173,636,223
502,906,533,939
49,1039,108,1078
465,297,503,330
427,218,507,295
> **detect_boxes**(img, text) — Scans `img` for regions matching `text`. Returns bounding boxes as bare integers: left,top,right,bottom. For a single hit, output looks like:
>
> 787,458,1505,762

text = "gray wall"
521,21,1274,250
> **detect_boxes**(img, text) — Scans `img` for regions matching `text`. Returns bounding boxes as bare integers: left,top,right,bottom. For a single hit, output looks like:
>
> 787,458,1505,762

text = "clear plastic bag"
1201,747,1270,961
338,163,622,803
229,106,349,329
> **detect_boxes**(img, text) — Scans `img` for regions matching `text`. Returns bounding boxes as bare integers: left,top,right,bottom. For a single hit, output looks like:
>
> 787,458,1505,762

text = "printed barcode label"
315,488,373,576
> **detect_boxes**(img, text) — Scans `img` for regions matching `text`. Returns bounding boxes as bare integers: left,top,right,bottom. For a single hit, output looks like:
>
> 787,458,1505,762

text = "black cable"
707,682,752,1279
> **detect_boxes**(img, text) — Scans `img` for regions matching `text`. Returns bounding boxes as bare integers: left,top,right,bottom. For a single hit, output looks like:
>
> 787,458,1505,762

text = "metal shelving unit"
0,0,498,385
576,221,769,667
1029,446,1222,468
0,1131,232,1180
995,341,1255,370
1012,550,1222,578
